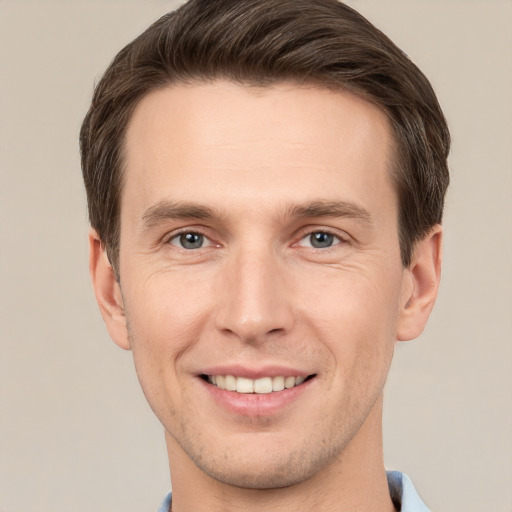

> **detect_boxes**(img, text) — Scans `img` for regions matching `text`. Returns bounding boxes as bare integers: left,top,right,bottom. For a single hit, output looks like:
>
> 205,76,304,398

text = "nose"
214,246,295,343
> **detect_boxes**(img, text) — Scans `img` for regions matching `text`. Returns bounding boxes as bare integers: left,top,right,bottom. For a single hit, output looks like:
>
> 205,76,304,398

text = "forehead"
122,81,395,221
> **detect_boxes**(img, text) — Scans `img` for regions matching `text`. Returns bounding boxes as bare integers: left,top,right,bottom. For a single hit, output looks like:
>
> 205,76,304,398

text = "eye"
299,231,341,249
169,232,211,250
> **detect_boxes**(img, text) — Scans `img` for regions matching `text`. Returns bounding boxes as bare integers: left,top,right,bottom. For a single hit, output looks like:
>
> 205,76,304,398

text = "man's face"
111,82,412,487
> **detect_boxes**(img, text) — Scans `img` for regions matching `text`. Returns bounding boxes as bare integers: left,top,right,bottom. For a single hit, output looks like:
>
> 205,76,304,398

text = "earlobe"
396,225,443,341
88,229,131,350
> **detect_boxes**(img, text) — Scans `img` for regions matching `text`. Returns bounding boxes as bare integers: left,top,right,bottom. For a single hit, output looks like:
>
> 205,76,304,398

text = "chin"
181,435,344,490
199,459,313,490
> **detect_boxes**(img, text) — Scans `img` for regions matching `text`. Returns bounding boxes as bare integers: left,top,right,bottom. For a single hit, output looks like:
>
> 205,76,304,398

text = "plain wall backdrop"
1,1,511,511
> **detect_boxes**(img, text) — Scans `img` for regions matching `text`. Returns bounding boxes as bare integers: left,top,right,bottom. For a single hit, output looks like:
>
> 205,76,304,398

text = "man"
80,0,449,510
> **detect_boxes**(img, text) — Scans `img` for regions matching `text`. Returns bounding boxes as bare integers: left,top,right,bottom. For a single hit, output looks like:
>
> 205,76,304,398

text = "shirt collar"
387,471,430,512
157,492,171,512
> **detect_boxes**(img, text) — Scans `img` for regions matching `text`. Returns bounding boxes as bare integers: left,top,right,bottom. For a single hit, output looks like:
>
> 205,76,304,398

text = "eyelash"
294,228,347,250
165,229,214,250
165,227,348,251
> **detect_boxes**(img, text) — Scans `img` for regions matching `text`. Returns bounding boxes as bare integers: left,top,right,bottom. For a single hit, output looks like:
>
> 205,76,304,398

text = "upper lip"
198,364,313,379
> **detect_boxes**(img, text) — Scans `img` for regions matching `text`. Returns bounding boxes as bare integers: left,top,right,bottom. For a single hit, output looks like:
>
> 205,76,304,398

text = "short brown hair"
80,0,450,272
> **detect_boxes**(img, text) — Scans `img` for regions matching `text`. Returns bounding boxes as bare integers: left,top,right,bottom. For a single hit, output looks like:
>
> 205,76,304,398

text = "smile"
205,375,312,394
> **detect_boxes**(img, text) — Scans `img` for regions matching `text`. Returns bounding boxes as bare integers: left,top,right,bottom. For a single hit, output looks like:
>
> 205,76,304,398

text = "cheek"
299,267,401,371
122,271,214,398
126,267,215,341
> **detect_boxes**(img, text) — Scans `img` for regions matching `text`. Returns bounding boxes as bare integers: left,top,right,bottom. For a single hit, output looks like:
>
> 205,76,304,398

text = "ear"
89,229,131,350
396,225,443,341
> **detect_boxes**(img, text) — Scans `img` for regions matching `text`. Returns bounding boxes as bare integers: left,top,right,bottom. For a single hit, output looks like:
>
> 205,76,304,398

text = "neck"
166,395,395,512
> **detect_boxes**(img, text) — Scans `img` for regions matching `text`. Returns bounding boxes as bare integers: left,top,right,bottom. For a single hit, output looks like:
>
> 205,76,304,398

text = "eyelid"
293,227,350,248
164,227,217,248
161,225,350,249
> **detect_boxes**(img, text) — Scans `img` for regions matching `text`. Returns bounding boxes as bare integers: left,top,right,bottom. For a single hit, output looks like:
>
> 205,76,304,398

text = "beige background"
1,1,511,511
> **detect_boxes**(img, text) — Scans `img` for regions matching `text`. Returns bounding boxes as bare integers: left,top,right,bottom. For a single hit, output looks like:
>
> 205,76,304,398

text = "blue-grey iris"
310,232,334,248
180,233,203,249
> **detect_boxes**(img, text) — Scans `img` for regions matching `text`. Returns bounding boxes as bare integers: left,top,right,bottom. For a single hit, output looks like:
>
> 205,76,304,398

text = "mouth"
201,374,315,394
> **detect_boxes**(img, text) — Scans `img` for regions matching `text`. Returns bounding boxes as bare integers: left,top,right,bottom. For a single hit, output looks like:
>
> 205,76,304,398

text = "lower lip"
200,377,313,417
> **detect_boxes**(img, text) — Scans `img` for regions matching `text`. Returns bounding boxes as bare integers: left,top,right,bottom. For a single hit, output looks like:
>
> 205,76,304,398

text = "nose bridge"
215,242,293,342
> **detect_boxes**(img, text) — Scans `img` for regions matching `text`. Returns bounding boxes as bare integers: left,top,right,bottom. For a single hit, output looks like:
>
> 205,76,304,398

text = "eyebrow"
140,199,373,229
141,201,218,228
286,200,373,225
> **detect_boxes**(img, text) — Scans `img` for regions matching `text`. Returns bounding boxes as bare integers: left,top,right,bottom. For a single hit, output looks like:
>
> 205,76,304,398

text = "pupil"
310,232,333,248
180,233,203,249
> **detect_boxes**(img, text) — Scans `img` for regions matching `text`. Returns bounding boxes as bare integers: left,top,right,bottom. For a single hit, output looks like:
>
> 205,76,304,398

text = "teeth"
208,374,308,394
225,374,237,391
284,376,296,389
254,377,272,394
272,376,285,391
236,377,254,393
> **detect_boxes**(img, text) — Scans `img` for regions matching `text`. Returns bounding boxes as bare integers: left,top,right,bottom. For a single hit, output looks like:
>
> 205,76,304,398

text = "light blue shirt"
387,471,430,512
157,471,429,512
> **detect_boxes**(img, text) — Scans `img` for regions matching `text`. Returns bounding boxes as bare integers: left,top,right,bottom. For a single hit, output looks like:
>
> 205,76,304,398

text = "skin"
90,81,442,512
